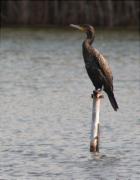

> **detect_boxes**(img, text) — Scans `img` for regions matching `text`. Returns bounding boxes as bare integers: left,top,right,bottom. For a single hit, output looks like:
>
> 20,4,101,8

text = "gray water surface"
0,28,140,180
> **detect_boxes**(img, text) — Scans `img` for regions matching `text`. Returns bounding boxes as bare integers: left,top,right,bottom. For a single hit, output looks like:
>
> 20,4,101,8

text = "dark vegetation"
0,0,139,27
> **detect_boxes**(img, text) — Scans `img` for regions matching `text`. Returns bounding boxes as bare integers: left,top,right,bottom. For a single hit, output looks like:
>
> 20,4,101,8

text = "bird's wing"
91,48,113,90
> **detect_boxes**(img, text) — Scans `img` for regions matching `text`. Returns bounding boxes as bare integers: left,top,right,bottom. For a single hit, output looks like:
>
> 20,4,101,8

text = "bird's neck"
85,38,93,46
82,39,93,63
82,33,95,56
86,32,95,45
83,38,94,53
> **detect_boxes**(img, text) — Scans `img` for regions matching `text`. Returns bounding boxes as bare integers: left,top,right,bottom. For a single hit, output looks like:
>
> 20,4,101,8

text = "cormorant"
70,24,118,111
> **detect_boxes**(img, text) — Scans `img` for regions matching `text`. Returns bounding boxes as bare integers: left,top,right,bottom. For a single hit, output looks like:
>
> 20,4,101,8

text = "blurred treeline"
1,0,140,27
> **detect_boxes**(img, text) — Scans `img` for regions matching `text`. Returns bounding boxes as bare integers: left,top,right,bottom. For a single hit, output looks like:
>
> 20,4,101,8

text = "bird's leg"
92,89,104,99
94,89,101,96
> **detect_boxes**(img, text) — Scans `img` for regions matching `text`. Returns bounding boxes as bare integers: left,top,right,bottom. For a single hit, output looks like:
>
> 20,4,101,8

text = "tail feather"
105,90,119,111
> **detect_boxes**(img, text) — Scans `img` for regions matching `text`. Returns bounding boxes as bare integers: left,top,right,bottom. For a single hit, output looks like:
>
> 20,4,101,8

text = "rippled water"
0,28,139,179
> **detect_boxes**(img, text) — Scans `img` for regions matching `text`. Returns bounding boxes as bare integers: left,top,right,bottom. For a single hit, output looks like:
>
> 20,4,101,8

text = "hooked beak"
70,24,85,32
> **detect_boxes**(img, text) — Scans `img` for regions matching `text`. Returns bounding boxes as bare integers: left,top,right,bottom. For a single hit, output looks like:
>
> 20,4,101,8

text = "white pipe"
90,91,102,152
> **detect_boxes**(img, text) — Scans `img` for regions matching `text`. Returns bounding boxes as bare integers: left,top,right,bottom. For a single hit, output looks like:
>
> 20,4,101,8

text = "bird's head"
70,24,95,41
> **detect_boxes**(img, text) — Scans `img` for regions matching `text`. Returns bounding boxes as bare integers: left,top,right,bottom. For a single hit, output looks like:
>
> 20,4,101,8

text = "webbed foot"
91,89,104,98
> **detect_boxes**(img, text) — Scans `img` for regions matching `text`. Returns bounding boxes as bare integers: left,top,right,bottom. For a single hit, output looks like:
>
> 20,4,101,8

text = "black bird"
70,24,118,111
